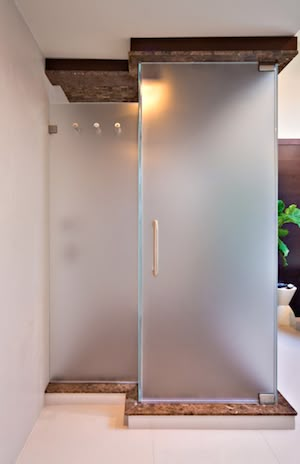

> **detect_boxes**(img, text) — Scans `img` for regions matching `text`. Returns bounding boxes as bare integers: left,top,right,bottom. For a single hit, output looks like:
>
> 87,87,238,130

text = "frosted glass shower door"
50,103,138,381
139,63,277,402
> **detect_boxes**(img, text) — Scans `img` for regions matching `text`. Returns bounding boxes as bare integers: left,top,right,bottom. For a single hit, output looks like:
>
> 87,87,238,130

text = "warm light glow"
141,80,169,114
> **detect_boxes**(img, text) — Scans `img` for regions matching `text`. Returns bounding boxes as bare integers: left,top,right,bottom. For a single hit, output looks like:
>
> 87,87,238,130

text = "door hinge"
258,393,276,405
258,63,276,72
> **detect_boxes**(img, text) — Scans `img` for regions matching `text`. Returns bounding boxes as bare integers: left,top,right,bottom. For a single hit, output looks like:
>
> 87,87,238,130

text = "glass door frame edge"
273,64,279,403
137,62,144,401
137,61,279,403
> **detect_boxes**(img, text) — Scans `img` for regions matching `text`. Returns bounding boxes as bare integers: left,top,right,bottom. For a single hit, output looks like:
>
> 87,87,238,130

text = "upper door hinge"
258,63,276,72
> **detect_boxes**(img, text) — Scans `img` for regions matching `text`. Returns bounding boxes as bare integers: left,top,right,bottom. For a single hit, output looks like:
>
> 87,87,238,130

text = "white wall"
0,1,49,463
278,33,300,138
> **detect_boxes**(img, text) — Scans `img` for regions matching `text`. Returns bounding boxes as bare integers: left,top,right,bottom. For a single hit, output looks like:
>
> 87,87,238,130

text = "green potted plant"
277,200,300,326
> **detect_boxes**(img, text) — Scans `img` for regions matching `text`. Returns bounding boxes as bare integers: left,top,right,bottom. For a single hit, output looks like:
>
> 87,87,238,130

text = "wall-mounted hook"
114,122,122,135
93,122,102,134
72,122,80,132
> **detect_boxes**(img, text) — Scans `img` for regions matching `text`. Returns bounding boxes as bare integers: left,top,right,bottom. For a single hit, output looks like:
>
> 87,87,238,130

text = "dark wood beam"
131,36,297,52
46,59,129,72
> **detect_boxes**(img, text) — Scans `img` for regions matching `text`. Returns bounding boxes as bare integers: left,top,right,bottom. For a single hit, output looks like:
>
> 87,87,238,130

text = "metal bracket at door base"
259,393,276,405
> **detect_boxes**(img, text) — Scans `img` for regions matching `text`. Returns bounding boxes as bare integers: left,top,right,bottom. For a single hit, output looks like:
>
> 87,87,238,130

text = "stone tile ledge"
46,383,296,417
125,392,296,416
46,382,137,400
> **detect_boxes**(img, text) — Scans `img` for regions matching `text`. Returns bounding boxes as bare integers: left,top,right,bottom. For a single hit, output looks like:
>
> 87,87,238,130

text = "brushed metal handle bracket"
152,219,159,277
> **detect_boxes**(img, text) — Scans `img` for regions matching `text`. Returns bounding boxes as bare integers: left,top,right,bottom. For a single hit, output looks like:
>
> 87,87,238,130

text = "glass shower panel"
139,63,277,402
50,103,138,381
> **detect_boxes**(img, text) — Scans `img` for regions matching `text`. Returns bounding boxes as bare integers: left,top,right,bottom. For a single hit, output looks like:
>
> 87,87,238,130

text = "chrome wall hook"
72,122,81,132
114,122,122,135
93,122,102,134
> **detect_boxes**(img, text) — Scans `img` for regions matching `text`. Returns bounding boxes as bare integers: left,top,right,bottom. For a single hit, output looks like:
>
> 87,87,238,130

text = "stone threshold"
46,382,296,429
46,382,137,400
125,391,296,416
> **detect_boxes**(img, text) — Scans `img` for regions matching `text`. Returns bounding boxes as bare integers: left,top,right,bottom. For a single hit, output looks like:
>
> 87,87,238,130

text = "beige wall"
0,1,49,462
278,33,300,138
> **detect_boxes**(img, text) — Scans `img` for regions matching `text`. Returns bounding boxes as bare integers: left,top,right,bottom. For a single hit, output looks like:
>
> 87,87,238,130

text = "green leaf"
278,238,289,257
278,228,289,238
286,207,300,227
285,204,297,215
278,238,289,266
278,201,300,227
278,200,300,264
278,200,285,214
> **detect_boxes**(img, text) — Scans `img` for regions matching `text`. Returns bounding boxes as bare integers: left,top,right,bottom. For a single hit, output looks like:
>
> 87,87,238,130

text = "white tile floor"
17,327,300,464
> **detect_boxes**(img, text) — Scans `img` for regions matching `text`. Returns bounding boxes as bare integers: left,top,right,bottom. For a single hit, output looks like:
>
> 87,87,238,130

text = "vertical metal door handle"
152,219,159,277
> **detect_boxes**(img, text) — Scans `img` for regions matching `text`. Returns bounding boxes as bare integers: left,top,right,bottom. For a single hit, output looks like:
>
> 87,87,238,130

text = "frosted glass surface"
139,63,277,402
50,103,138,380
